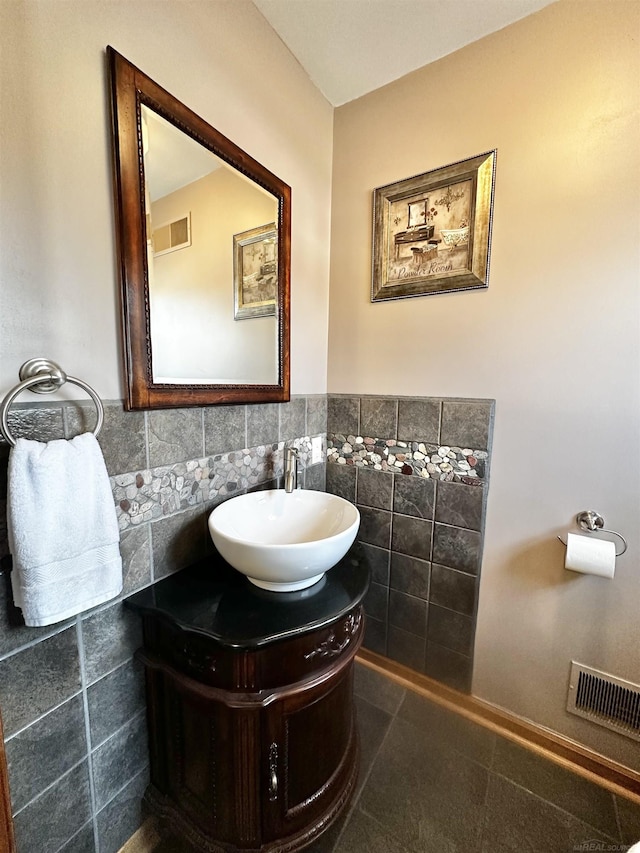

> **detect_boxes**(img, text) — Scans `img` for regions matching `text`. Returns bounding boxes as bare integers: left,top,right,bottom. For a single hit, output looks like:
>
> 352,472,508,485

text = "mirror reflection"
142,106,279,385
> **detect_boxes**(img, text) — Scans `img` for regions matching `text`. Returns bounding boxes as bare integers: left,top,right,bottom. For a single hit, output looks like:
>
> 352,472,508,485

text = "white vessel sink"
208,489,360,592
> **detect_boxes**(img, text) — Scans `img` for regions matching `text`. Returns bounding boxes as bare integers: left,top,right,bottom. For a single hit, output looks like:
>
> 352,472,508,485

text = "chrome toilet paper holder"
557,511,627,557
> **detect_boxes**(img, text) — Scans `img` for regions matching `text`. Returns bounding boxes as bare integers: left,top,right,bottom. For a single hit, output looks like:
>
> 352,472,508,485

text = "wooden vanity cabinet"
126,560,368,853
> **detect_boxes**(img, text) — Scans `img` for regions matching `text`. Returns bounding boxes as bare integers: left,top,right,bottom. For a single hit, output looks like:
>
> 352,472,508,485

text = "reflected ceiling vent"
567,661,640,742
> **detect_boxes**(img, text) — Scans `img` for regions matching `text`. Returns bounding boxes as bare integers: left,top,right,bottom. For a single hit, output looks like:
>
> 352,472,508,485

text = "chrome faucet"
284,447,299,493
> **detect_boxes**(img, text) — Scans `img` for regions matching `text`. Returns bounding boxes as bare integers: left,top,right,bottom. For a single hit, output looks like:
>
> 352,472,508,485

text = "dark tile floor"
153,663,640,853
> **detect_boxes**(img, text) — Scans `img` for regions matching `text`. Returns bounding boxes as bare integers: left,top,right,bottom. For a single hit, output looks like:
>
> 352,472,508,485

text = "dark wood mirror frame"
107,47,290,409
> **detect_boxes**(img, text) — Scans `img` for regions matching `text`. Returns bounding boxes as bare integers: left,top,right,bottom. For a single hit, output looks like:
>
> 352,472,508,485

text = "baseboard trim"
356,648,640,805
118,818,160,853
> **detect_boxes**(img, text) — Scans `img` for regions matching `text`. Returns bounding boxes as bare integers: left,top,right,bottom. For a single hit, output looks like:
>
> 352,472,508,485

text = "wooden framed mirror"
108,47,290,409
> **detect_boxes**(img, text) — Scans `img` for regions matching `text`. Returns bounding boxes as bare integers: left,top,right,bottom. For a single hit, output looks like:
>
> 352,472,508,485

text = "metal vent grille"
567,662,640,742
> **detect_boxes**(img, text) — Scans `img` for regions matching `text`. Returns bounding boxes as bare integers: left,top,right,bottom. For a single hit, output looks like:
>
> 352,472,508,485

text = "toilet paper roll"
564,532,616,578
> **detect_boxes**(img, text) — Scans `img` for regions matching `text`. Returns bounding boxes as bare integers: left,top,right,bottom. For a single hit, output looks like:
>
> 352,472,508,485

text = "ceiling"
252,0,556,106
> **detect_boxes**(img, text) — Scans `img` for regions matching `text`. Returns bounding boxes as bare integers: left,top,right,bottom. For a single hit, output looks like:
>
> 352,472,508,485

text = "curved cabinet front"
138,604,364,852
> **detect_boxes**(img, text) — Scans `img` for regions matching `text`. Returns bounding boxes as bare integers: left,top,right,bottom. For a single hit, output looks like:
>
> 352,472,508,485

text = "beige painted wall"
328,0,640,770
0,0,333,398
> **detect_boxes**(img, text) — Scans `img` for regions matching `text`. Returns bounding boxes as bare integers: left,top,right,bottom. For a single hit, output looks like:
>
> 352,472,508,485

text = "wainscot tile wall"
0,395,326,853
326,394,494,693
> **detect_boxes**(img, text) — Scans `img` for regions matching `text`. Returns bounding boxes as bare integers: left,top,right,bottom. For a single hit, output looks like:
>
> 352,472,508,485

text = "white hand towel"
7,433,123,626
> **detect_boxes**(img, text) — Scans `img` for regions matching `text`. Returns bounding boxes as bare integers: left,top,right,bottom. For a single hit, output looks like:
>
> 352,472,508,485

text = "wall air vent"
153,212,191,257
567,661,640,742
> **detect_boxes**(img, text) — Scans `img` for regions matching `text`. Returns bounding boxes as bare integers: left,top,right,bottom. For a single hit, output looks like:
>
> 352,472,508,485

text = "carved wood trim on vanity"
358,649,640,804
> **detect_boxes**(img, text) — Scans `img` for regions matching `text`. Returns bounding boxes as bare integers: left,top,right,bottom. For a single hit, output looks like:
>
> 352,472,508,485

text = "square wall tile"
151,506,208,580
430,564,478,616
91,711,148,810
5,694,86,812
59,823,96,853
147,409,203,467
326,463,356,502
0,574,74,659
96,766,149,853
69,403,146,476
432,523,481,575
440,400,493,450
353,543,390,585
362,616,387,656
80,603,142,686
357,467,393,510
360,398,397,438
363,582,388,623
12,761,93,853
427,604,474,655
279,397,306,441
0,627,81,736
436,480,484,531
397,399,440,443
247,403,279,447
6,405,65,443
204,405,246,455
119,524,152,597
424,641,473,693
391,515,432,562
393,475,435,519
306,395,327,435
87,658,146,748
390,553,430,600
304,462,326,491
388,620,427,671
327,396,359,436
388,590,427,637
358,507,392,549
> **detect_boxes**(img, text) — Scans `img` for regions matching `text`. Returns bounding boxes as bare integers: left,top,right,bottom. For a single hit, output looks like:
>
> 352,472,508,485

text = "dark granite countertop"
124,547,370,650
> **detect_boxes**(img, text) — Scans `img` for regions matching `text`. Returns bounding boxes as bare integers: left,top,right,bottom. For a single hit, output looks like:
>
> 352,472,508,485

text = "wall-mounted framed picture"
233,223,278,319
371,150,496,302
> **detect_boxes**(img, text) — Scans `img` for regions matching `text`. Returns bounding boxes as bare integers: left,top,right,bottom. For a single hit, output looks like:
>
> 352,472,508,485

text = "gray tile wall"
326,394,494,692
0,395,326,853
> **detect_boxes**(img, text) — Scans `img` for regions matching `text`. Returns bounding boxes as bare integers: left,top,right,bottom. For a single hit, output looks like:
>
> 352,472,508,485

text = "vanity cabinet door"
144,659,262,849
261,662,358,846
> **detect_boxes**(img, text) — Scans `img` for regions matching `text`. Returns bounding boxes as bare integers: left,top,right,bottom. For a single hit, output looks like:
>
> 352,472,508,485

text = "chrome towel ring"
0,357,104,447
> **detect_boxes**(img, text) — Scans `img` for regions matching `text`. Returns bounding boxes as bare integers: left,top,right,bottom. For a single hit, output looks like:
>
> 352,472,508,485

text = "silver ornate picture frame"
371,150,496,302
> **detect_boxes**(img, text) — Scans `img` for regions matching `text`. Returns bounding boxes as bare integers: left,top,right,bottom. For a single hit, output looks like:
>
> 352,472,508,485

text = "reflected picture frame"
233,223,278,319
371,150,496,302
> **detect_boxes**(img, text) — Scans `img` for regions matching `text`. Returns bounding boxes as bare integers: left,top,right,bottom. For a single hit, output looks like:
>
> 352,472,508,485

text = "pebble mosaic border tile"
327,433,488,485
112,437,315,532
